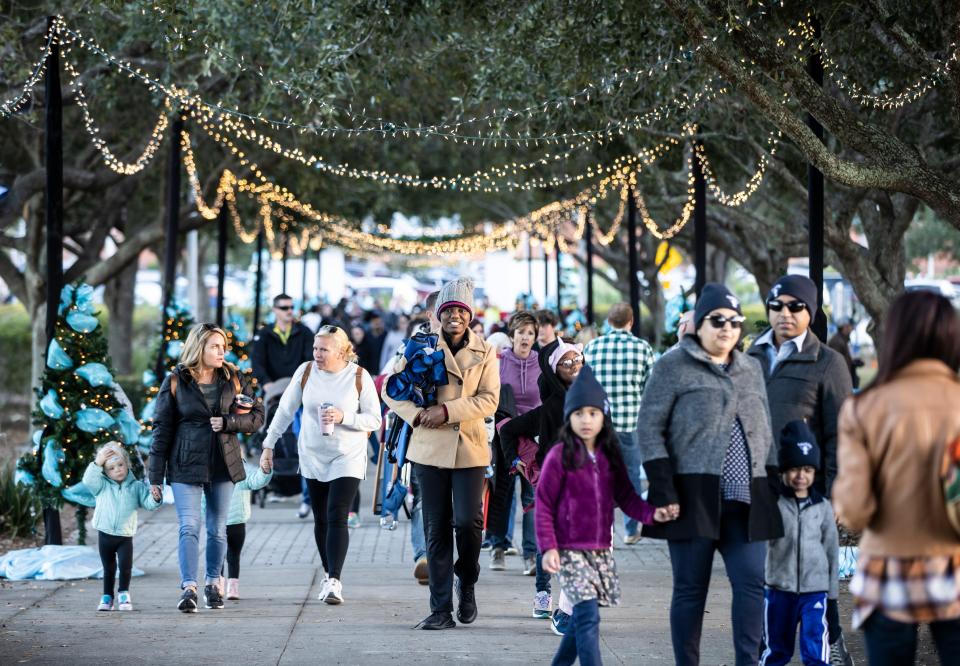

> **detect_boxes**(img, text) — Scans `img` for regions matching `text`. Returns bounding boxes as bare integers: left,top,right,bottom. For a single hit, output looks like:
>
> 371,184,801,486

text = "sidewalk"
0,469,864,665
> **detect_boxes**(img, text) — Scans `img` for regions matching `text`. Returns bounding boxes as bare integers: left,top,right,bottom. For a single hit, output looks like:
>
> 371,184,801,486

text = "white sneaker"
297,502,311,519
324,578,343,605
317,574,331,601
117,591,133,611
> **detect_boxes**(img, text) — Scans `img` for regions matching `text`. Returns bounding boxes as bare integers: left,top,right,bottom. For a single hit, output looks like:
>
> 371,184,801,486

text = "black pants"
415,463,486,614
485,442,511,542
306,476,362,579
863,612,960,666
98,531,133,596
223,523,246,579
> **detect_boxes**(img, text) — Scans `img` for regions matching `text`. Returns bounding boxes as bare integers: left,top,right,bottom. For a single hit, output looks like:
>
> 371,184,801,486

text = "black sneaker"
177,587,198,613
416,611,456,630
455,579,477,624
204,584,224,609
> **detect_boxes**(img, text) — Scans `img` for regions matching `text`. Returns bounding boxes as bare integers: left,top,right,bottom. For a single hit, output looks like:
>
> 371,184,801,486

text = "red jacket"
535,441,655,552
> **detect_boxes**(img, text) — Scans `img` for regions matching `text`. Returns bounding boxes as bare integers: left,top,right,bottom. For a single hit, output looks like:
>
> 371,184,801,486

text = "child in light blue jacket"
82,442,161,611
205,460,272,600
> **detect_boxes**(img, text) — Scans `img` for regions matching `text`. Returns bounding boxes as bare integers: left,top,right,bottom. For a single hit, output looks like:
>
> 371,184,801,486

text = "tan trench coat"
382,331,500,469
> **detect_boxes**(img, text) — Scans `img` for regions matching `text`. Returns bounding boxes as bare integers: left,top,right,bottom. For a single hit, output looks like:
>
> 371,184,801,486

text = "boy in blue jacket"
83,442,161,611
760,421,840,666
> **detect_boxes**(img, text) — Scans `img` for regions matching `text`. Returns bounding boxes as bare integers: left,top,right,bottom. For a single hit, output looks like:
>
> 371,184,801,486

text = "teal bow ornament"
42,439,65,488
115,410,142,444
40,389,65,419
75,408,115,433
46,338,74,370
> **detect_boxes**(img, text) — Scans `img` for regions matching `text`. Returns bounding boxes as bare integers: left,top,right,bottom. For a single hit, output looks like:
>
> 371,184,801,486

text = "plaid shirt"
583,329,655,432
850,554,960,629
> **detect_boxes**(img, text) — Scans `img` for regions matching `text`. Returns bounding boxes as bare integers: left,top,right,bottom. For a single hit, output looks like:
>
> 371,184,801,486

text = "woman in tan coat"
833,291,960,665
382,277,500,631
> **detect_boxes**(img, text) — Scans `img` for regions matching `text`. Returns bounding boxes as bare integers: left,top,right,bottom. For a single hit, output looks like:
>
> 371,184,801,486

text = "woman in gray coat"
636,283,783,666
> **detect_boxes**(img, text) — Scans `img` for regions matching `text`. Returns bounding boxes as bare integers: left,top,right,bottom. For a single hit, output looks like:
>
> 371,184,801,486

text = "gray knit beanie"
436,277,475,319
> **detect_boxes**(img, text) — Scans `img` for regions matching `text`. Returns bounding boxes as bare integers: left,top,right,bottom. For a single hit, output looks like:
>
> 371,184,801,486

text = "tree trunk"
104,256,138,375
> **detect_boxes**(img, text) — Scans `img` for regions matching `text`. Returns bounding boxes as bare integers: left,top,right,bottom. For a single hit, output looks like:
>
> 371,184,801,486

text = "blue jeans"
172,481,234,589
552,599,602,665
668,501,767,666
616,431,644,537
862,611,960,666
410,466,426,561
760,588,829,666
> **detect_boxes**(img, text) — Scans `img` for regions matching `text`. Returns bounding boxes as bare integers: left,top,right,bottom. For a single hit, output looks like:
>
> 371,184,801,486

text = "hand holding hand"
150,485,163,502
260,448,274,473
653,504,680,522
418,406,446,429
542,548,561,574
210,417,224,432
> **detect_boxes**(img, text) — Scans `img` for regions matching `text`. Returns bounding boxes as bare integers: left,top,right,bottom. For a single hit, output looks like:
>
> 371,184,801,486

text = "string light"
0,17,59,117
693,130,780,207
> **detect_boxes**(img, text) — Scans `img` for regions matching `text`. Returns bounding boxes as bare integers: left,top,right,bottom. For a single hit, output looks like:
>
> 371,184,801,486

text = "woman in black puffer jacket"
149,323,264,613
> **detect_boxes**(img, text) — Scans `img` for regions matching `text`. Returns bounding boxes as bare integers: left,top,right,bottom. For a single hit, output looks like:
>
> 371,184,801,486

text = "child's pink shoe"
226,578,240,600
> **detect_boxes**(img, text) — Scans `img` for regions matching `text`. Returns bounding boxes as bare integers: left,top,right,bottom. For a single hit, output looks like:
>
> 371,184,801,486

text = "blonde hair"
180,323,232,381
315,325,358,363
98,442,130,468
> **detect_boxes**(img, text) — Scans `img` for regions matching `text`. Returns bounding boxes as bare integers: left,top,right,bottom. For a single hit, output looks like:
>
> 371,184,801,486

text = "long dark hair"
557,414,625,475
860,290,960,395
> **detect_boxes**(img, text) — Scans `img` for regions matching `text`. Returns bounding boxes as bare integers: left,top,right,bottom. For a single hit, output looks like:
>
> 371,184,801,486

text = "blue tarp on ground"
0,545,145,580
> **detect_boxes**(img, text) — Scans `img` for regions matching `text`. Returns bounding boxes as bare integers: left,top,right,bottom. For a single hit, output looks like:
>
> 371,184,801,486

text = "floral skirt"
557,549,621,607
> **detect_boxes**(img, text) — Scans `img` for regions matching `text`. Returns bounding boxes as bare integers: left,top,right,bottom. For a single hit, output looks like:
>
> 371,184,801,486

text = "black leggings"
306,476,362,580
223,523,246,579
98,531,133,596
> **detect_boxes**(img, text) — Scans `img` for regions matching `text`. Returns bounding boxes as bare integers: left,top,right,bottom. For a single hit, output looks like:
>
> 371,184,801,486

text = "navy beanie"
563,364,610,421
767,275,818,318
779,420,820,471
693,282,742,329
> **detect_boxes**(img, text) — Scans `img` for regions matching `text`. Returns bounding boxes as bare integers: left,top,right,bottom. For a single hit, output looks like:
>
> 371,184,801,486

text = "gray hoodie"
765,490,839,599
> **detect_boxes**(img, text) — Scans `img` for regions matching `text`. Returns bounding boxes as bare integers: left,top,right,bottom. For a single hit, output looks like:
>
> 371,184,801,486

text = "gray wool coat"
636,336,783,541
746,330,852,496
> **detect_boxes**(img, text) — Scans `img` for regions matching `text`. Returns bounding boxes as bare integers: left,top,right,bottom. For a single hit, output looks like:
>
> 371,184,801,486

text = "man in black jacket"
745,274,854,666
251,293,315,517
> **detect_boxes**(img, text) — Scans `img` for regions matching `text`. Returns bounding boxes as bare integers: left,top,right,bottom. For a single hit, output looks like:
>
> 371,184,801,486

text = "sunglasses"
318,325,341,333
557,355,584,370
766,300,808,313
201,323,218,332
274,305,294,311
705,314,746,330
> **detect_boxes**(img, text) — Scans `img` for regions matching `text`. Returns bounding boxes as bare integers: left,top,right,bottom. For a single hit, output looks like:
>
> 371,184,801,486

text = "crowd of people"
77,273,960,666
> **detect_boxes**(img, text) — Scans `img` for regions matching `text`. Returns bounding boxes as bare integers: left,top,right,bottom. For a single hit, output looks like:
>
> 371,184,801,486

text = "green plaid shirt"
583,329,656,432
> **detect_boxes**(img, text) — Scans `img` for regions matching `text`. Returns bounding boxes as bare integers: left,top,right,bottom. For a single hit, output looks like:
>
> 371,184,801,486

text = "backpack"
941,434,960,536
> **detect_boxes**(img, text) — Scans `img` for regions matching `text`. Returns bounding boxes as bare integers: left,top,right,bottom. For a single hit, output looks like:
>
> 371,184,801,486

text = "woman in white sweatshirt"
260,325,382,605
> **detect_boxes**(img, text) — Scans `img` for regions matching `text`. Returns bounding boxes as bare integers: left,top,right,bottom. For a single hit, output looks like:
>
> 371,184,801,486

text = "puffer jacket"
149,364,264,485
82,462,161,537
765,489,839,599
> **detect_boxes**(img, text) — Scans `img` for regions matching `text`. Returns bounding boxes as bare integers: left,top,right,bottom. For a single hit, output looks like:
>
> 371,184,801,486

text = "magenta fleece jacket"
535,442,656,552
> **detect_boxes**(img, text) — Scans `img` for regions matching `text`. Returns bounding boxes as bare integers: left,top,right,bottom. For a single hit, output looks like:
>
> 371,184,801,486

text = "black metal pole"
216,204,227,327
281,237,288,294
555,240,562,318
627,187,641,337
316,243,323,302
585,211,595,325
301,240,309,307
43,16,63,546
527,236,533,302
543,242,549,310
693,139,708,298
155,116,183,384
807,17,828,341
253,227,264,332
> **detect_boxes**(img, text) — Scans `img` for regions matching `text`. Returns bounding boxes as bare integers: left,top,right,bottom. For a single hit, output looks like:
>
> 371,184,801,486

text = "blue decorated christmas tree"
137,301,195,451
16,284,144,544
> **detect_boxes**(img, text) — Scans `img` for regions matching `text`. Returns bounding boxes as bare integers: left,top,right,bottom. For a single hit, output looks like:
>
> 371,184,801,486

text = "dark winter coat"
746,330,853,496
635,336,783,542
500,360,568,467
535,443,655,551
148,364,264,485
250,322,315,385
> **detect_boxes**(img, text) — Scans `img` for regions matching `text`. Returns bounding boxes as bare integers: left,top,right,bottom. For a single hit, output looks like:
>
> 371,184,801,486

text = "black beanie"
563,364,610,421
778,420,821,471
767,275,818,318
693,282,743,329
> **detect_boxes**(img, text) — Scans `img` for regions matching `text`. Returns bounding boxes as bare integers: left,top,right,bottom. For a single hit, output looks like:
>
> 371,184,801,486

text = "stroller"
246,377,302,507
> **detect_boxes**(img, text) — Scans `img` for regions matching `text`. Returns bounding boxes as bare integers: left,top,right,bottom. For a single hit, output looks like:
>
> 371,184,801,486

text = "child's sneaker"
116,591,132,611
551,608,571,636
532,591,552,619
97,594,113,611
347,512,361,529
226,578,240,600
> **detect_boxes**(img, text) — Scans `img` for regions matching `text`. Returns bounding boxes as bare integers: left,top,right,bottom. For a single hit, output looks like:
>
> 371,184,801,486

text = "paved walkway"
0,468,864,665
